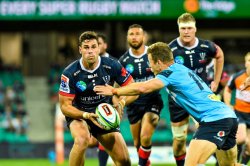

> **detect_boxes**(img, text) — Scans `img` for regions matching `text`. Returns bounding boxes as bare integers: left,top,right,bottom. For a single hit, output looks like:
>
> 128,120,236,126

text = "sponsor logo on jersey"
200,44,209,48
102,65,111,69
76,81,87,92
125,64,134,73
134,58,144,63
88,73,98,79
217,131,225,137
185,50,195,54
60,75,70,93
175,56,184,64
208,94,221,101
74,70,80,76
80,95,102,104
171,47,178,51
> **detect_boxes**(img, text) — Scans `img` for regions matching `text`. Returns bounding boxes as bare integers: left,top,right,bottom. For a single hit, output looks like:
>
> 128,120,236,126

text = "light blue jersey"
156,63,236,123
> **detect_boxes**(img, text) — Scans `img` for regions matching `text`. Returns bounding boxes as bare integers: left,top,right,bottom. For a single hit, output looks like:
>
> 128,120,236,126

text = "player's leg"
69,120,91,166
97,143,109,166
236,123,247,162
185,139,217,165
216,145,239,166
169,98,190,166
87,136,109,166
98,132,131,166
241,129,250,164
138,112,159,166
130,121,142,150
171,117,189,166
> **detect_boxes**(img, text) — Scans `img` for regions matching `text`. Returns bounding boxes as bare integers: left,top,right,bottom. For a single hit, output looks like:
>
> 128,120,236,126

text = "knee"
74,135,89,150
172,124,188,142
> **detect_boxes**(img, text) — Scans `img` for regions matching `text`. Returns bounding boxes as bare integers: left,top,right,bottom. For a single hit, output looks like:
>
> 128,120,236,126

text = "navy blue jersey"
119,47,161,105
169,37,217,85
59,56,132,111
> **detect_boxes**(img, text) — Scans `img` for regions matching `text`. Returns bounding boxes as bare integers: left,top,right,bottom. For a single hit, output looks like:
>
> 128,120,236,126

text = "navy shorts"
168,96,189,122
235,110,250,128
66,107,119,138
193,118,238,150
126,96,163,124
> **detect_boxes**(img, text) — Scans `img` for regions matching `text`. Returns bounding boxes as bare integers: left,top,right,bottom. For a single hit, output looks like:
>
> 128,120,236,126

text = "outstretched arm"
94,78,165,96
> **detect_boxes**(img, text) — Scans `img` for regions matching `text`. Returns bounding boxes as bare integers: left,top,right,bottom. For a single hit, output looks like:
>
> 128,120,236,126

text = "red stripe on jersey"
59,91,75,98
121,75,133,87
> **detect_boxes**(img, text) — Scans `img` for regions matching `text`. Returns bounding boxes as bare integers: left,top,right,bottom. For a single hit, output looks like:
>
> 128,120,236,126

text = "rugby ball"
96,103,120,130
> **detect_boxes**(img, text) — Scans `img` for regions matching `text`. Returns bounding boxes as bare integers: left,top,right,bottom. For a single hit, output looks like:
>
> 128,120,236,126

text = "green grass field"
0,158,219,166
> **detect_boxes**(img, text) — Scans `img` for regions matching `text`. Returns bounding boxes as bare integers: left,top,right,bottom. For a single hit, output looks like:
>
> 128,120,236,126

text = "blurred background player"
58,31,134,166
168,13,224,166
118,24,163,166
224,52,250,165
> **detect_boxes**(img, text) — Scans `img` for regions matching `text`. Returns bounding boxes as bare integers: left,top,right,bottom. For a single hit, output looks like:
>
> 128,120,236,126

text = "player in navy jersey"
168,13,224,166
118,24,163,166
94,42,240,166
59,31,135,166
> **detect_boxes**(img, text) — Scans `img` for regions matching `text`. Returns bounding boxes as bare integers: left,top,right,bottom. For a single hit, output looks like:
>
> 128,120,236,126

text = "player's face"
148,53,160,75
127,27,144,50
79,39,100,65
98,37,107,56
179,22,197,46
245,55,250,73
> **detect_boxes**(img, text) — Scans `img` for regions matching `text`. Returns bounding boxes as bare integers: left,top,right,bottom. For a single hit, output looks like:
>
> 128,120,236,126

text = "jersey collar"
79,56,101,73
177,37,199,50
129,46,148,58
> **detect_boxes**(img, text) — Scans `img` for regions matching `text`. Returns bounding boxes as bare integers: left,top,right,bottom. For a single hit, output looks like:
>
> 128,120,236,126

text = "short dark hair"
79,31,98,46
128,24,143,30
147,42,173,63
97,33,107,43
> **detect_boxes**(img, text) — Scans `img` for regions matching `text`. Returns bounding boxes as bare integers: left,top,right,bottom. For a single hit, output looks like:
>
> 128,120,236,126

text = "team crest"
60,75,70,93
217,131,225,137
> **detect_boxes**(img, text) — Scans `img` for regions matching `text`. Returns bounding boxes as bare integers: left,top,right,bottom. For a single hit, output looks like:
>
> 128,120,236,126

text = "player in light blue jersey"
94,42,241,166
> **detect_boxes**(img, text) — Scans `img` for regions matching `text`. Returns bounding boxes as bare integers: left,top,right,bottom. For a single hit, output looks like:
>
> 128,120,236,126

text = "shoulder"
62,60,79,74
198,38,216,48
168,38,178,48
119,50,130,62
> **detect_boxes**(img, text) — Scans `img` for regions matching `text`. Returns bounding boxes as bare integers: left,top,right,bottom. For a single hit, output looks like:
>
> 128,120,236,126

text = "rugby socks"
98,144,109,166
241,154,250,165
138,145,151,166
174,153,186,166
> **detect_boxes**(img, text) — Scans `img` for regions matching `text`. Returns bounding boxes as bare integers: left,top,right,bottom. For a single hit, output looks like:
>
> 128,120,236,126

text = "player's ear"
79,46,81,54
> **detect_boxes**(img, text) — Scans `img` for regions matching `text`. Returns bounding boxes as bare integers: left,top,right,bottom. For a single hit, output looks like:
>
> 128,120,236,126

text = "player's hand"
82,112,104,129
210,81,219,92
94,84,115,96
240,77,250,91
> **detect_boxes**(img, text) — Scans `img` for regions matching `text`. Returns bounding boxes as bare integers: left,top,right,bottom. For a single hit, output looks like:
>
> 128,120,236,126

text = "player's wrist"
111,88,118,95
82,112,90,119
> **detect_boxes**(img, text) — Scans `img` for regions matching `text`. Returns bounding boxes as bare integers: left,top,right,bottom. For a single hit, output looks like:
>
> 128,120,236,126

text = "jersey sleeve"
113,60,133,87
156,70,173,87
227,74,236,91
59,71,75,98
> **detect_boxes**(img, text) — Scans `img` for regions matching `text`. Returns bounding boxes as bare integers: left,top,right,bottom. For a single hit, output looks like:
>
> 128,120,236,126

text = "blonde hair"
177,13,196,25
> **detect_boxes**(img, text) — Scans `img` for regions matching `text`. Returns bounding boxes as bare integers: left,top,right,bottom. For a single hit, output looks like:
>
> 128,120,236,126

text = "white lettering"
78,1,117,15
39,1,76,15
200,0,235,13
0,1,36,15
119,1,161,15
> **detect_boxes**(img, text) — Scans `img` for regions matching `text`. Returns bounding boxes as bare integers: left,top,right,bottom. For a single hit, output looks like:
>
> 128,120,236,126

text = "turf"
0,158,220,166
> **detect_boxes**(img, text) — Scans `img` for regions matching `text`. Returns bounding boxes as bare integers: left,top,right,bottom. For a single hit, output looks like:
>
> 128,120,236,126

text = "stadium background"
0,0,249,165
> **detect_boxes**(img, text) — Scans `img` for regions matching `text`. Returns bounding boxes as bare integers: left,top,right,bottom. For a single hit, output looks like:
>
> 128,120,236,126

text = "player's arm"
223,86,234,110
211,45,224,92
94,78,165,96
59,94,102,128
